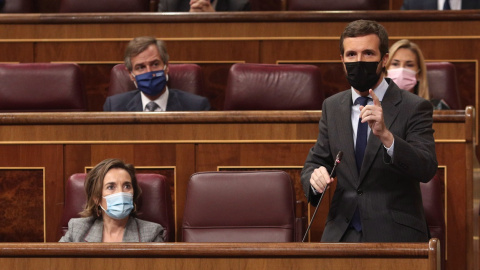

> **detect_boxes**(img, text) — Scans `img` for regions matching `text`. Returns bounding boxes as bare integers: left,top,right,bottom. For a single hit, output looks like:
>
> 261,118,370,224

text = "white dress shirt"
141,87,169,112
350,78,394,156
438,0,461,10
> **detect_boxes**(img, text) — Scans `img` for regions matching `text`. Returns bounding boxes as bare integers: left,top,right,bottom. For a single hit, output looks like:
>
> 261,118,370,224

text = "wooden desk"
0,240,440,270
0,108,477,270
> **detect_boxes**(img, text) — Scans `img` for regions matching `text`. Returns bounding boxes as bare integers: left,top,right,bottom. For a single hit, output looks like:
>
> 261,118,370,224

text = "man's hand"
310,166,334,193
190,0,215,12
359,89,394,148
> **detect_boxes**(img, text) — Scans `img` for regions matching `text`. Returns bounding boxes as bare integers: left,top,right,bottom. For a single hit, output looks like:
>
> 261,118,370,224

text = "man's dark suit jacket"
401,0,480,9
301,79,438,242
103,88,211,111
158,0,250,12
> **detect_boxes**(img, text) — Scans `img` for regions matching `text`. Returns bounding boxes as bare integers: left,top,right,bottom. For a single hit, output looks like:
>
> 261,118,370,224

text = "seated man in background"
401,0,480,10
158,0,250,12
104,36,211,112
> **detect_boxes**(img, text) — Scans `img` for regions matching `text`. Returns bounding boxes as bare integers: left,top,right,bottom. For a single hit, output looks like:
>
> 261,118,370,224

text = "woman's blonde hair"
386,39,429,100
80,158,141,218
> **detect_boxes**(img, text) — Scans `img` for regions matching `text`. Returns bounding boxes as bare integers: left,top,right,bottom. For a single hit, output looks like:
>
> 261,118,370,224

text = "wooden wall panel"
35,42,126,62
167,41,259,62
176,144,196,241
0,169,44,242
263,40,341,64
64,145,92,180
0,145,63,242
435,143,467,270
0,43,34,63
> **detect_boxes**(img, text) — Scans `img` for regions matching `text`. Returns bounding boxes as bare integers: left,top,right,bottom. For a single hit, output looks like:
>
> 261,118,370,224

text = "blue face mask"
100,192,134,220
134,70,167,97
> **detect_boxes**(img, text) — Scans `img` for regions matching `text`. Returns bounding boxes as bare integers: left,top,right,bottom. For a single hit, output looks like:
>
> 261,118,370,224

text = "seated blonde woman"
59,158,165,242
386,39,450,110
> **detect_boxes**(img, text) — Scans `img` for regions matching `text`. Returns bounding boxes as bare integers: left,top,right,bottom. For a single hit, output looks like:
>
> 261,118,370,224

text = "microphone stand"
302,152,342,242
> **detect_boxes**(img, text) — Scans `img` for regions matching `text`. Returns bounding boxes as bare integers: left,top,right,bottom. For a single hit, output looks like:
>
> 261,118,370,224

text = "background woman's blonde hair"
80,158,141,218
386,39,429,100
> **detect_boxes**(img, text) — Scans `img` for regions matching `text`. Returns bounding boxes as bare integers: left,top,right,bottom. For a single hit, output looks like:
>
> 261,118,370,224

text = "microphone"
302,151,343,242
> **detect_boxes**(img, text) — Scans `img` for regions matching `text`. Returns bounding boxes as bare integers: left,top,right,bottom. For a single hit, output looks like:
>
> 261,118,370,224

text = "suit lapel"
123,217,141,242
166,89,181,111
336,91,358,182
84,218,103,242
359,82,401,182
126,91,143,111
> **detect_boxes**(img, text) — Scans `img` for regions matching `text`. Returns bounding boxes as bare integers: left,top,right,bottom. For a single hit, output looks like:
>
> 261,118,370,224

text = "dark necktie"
443,0,451,10
355,96,370,174
351,96,370,232
146,101,159,112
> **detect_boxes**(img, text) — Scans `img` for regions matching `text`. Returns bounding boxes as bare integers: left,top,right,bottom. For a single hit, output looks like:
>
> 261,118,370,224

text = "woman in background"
386,39,450,110
59,158,165,242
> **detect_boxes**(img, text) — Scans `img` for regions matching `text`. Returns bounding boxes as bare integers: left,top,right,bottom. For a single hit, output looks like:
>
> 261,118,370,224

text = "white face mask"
387,67,418,92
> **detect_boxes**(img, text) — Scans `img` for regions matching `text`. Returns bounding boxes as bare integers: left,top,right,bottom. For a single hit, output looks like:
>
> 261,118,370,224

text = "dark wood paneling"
0,43,34,63
176,144,196,241
0,145,64,242
435,142,467,270
168,41,259,62
0,169,44,242
35,42,126,62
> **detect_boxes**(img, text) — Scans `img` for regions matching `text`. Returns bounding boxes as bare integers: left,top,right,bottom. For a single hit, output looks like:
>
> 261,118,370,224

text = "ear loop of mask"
131,72,138,89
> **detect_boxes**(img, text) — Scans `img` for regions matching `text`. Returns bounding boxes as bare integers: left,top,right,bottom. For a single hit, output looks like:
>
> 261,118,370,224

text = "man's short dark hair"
124,36,169,72
339,20,389,59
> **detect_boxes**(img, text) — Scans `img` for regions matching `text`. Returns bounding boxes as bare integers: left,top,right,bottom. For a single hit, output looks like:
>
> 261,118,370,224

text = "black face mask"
344,61,381,92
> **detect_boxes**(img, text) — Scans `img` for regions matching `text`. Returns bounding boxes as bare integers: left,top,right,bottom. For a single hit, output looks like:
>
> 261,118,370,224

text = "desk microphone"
302,151,343,242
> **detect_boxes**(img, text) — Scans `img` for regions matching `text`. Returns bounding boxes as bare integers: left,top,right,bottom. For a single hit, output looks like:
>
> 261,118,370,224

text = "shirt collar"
141,86,169,111
351,78,388,105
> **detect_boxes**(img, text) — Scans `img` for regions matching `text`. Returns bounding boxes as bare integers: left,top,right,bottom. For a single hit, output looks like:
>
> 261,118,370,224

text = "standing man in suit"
158,0,250,12
301,20,438,242
104,36,210,112
401,0,480,10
